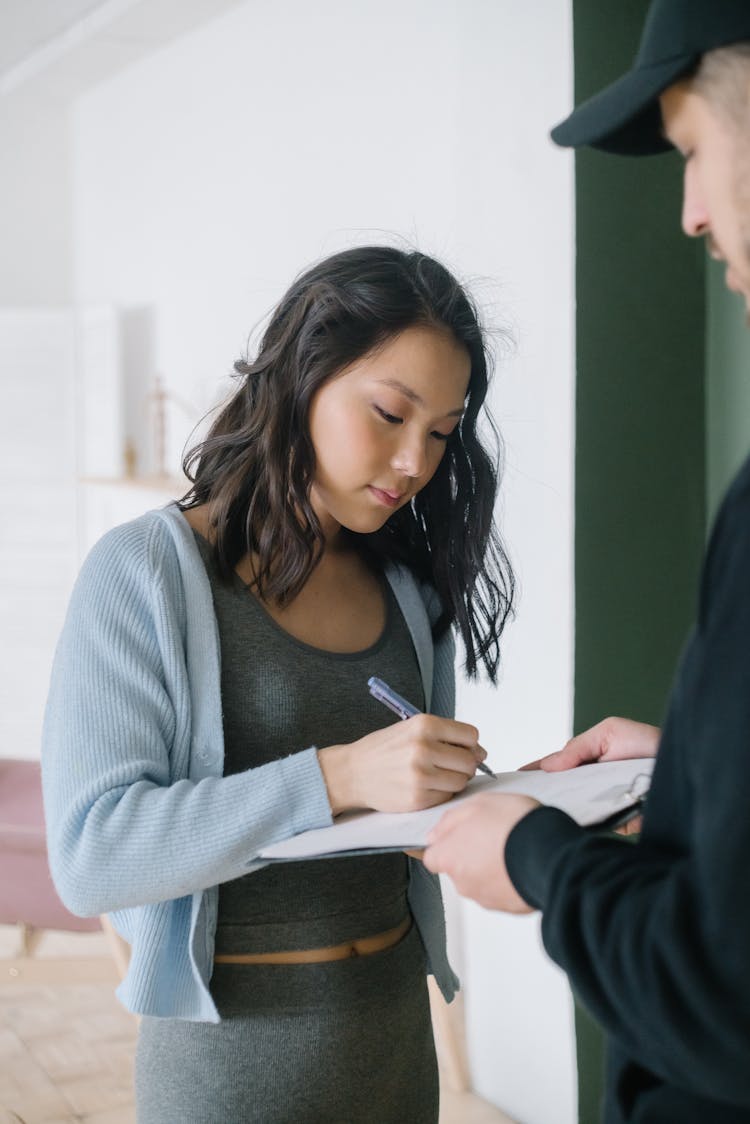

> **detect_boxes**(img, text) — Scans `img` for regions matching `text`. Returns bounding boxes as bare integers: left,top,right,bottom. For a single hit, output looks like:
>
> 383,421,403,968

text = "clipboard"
253,758,655,864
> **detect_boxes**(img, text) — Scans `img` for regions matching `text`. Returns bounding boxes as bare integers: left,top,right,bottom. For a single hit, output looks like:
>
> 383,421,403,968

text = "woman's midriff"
213,916,411,964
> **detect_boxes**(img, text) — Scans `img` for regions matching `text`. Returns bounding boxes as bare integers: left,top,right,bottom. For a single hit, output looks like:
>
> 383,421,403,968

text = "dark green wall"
706,259,750,522
573,0,706,732
572,2,707,1120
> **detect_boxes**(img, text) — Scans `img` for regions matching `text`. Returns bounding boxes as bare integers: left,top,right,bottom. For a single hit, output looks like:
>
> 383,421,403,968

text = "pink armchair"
0,758,128,983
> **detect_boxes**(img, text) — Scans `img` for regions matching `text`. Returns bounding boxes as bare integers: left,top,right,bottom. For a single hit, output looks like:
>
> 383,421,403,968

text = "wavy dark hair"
180,245,514,680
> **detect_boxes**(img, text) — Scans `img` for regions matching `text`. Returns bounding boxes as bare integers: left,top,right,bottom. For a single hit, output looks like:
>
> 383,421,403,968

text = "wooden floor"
0,926,514,1124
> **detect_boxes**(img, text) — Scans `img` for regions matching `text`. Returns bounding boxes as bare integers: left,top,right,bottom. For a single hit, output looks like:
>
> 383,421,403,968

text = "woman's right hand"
318,714,485,815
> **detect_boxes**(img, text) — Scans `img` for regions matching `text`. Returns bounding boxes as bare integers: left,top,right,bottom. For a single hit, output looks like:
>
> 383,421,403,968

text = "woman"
42,245,514,1122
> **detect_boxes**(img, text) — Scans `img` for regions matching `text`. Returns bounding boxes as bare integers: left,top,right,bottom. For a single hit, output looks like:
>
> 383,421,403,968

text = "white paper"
257,757,655,862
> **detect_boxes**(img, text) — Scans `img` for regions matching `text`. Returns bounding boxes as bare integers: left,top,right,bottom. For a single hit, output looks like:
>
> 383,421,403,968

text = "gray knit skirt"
134,921,438,1124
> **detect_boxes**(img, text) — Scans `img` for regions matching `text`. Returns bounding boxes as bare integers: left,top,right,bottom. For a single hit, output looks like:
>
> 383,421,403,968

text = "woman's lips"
368,486,403,508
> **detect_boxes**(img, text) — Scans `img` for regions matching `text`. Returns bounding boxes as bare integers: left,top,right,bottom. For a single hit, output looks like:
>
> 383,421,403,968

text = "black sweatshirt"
506,455,750,1124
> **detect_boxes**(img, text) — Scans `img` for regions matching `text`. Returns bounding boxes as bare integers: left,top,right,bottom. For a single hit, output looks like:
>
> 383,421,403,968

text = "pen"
367,676,495,777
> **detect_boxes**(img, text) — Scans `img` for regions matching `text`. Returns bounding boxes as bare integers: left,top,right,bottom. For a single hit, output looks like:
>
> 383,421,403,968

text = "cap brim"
550,55,697,155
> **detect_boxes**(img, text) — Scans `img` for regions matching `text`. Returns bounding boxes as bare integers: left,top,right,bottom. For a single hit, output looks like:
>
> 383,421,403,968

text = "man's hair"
694,42,750,130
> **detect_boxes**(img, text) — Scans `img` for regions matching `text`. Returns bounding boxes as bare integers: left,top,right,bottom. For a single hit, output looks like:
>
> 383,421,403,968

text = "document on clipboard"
255,757,655,863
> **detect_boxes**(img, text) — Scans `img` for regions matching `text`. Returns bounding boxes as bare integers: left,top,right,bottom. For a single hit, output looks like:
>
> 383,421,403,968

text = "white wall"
0,310,78,759
0,93,72,304
4,1,576,1119
0,85,77,758
446,13,577,1121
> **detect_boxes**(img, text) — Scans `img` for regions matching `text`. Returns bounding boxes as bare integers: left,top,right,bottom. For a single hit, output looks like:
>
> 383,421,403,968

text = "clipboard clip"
625,771,652,804
586,770,652,832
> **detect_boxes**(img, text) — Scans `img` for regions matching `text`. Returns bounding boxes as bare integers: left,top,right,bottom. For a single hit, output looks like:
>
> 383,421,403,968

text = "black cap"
551,0,750,155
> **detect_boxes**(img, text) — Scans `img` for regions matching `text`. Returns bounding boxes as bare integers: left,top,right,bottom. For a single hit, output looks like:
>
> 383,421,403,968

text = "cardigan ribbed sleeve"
42,516,334,918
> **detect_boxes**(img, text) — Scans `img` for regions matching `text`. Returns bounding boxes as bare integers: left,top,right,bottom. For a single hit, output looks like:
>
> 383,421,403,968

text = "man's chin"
736,285,750,323
724,274,750,318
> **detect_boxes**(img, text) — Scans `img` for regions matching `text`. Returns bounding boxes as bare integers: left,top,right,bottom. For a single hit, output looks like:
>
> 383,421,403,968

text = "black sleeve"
505,475,750,1109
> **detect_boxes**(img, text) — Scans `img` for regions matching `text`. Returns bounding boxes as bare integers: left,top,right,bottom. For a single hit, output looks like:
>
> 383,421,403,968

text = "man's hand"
522,717,660,773
422,792,539,913
614,811,643,837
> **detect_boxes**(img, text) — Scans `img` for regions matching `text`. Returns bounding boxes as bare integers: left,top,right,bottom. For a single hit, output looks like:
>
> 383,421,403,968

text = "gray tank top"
193,532,425,953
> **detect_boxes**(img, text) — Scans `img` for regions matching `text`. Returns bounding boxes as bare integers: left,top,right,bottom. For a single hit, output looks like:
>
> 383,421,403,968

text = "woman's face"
308,324,471,542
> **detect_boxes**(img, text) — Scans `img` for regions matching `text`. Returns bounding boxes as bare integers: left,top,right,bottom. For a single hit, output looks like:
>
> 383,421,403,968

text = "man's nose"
681,163,709,238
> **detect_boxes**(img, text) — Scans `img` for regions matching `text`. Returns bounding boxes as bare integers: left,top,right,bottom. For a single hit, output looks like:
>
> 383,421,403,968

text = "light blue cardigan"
42,504,459,1021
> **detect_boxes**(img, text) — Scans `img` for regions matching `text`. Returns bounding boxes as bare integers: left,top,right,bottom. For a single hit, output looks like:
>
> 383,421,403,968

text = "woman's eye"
374,406,402,425
431,431,452,442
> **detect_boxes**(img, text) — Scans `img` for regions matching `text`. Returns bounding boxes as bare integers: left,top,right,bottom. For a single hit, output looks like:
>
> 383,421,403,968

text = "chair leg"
18,921,43,957
428,975,471,1093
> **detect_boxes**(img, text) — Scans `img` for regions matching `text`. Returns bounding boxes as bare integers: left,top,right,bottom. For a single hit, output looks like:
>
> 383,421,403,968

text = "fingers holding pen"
367,678,488,771
409,713,483,769
318,713,484,815
381,714,483,800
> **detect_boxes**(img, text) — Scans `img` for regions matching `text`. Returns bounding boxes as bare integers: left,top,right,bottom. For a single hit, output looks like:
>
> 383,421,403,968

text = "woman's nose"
391,434,427,479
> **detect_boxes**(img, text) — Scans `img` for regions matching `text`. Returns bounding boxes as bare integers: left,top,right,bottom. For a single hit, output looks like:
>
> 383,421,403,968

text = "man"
423,2,750,1121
